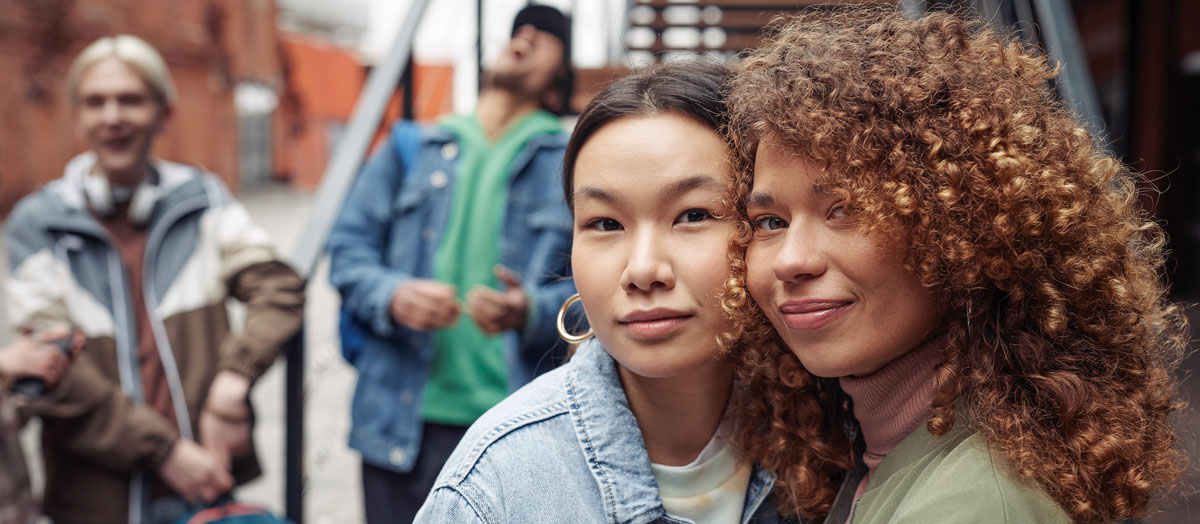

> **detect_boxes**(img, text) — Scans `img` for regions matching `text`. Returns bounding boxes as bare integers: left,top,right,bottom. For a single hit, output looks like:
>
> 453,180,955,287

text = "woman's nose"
621,228,675,293
773,226,827,282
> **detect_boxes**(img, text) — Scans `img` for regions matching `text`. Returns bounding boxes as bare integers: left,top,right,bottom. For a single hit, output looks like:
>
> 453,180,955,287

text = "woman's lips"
618,309,693,342
778,300,853,331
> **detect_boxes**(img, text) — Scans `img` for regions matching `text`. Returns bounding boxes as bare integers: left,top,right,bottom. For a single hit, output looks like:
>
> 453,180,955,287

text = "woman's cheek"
744,243,775,305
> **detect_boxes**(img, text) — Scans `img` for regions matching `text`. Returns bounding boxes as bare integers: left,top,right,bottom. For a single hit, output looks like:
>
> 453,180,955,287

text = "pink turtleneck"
838,335,947,503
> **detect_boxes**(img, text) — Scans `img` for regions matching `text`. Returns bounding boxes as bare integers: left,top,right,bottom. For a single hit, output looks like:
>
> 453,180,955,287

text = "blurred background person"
0,330,76,524
3,35,304,524
326,4,576,522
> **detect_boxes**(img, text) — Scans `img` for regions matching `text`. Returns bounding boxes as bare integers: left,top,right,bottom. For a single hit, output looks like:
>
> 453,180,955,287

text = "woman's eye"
751,216,788,231
828,204,851,220
584,218,622,232
676,208,713,224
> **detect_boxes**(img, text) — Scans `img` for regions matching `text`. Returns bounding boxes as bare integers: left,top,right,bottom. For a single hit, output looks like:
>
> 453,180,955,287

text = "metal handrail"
281,0,431,521
955,0,1105,141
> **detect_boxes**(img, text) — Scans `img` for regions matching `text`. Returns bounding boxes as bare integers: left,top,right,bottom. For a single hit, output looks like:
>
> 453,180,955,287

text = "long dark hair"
562,59,732,213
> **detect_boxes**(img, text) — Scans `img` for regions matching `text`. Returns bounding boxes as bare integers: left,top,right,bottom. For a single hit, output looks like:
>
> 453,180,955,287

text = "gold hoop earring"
556,293,593,343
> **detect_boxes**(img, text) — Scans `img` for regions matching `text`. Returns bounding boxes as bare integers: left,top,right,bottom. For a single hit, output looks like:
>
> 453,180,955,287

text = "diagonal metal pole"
289,0,431,277
1029,0,1105,140
283,1,431,522
962,0,1103,142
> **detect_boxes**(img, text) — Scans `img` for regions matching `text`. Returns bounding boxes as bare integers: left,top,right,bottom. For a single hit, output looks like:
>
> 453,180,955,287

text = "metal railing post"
1030,0,1105,137
960,0,1104,138
283,1,432,521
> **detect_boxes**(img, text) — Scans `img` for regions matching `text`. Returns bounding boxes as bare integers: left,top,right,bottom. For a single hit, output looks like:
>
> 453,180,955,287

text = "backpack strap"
337,120,424,363
389,120,423,173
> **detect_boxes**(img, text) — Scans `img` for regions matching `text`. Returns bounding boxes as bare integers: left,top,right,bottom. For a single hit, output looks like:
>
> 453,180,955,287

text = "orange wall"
276,31,454,189
280,33,366,120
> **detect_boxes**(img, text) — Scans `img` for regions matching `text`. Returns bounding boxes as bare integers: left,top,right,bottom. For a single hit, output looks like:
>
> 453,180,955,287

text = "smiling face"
570,112,733,379
744,140,941,378
73,56,169,185
491,24,565,108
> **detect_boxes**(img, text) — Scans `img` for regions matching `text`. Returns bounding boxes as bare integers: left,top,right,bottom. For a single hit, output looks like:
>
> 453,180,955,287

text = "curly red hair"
722,8,1188,523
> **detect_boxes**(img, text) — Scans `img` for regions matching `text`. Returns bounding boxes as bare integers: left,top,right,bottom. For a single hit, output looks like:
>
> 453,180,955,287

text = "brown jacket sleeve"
22,352,178,471
218,260,305,381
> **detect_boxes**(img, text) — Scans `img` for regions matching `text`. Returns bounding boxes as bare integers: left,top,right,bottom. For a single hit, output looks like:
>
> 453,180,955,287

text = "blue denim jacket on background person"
414,339,796,524
327,120,577,473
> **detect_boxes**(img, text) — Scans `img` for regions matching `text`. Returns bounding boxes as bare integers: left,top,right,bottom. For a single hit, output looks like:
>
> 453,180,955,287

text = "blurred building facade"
0,0,454,214
1071,0,1200,297
0,0,283,213
276,30,453,189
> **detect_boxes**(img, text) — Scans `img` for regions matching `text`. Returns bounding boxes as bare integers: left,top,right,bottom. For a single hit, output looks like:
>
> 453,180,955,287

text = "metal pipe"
289,0,431,278
284,1,432,521
283,329,304,522
477,0,483,94
403,53,415,120
1031,0,1105,138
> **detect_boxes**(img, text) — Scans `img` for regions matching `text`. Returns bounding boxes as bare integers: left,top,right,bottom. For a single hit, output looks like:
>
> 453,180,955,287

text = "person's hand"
0,334,73,386
467,266,529,335
51,327,85,357
199,371,253,468
389,279,460,330
158,439,234,503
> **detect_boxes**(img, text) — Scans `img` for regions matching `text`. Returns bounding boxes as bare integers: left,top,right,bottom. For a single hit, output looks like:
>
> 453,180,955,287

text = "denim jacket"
414,339,796,524
327,120,576,473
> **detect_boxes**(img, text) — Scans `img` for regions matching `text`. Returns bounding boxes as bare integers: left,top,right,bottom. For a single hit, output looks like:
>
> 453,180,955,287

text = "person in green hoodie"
721,8,1186,524
327,5,577,523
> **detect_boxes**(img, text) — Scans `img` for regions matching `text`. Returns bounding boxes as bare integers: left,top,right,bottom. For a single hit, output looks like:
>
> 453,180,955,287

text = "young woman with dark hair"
415,59,793,523
723,8,1186,524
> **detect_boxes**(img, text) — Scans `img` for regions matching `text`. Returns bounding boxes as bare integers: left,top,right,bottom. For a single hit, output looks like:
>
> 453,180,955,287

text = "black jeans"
361,421,469,524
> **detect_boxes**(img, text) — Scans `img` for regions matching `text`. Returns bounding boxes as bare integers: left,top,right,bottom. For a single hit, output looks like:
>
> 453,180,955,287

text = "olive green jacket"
828,420,1069,524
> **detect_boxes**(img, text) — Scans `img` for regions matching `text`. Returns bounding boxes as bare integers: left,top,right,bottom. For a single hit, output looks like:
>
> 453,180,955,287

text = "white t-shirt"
650,425,752,524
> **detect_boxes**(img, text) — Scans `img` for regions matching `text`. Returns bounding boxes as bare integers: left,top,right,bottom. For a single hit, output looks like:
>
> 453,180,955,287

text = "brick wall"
0,0,283,215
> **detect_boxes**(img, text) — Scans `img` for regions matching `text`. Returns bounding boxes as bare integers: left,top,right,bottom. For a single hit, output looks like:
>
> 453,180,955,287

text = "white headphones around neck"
83,168,163,226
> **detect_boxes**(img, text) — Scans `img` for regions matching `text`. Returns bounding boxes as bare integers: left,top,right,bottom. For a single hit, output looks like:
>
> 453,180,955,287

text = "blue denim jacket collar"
564,339,779,523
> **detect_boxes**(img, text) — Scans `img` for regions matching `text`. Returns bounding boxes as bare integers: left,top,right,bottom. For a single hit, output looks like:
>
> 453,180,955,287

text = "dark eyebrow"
575,174,723,205
745,191,775,209
747,182,829,208
663,174,724,200
573,186,616,204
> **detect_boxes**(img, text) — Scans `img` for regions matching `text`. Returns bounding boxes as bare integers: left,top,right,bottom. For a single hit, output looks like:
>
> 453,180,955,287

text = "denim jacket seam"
742,472,771,524
564,374,621,521
420,483,494,524
446,482,497,524
447,400,571,484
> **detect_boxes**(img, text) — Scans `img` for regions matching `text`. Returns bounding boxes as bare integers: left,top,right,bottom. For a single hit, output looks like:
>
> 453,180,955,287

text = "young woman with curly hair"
722,8,1188,524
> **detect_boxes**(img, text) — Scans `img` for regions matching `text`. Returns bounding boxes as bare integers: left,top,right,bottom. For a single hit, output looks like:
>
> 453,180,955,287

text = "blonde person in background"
4,35,304,524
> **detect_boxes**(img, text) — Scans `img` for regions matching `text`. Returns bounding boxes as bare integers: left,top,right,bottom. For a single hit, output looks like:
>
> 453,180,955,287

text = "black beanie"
512,4,571,53
512,4,574,114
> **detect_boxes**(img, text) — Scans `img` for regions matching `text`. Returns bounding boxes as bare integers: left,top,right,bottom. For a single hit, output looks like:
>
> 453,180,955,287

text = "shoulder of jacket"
153,162,237,210
527,131,568,151
6,187,62,229
436,368,573,486
893,432,1069,523
393,119,454,145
